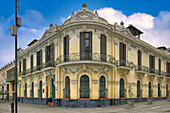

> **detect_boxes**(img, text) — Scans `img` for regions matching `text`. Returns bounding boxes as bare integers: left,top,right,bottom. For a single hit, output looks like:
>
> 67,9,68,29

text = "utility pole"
10,0,21,113
15,0,18,112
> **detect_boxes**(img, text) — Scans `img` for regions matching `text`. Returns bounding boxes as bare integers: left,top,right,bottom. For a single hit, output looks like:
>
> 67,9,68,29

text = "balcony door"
119,42,126,66
37,50,42,70
100,34,106,61
138,50,142,70
63,36,69,62
80,32,92,60
149,55,155,73
45,43,54,67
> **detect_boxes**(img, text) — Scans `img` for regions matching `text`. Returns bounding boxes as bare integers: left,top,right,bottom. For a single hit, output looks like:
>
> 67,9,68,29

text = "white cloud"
0,10,47,68
20,10,45,27
97,7,170,47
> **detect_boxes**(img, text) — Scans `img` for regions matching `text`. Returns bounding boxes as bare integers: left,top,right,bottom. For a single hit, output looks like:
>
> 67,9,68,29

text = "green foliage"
128,86,133,98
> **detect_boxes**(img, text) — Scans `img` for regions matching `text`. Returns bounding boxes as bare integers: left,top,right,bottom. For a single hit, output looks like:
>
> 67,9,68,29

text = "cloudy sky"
0,0,170,68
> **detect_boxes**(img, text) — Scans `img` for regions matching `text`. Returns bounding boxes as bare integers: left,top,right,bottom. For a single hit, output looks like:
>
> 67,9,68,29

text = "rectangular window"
119,42,126,66
7,84,9,91
80,32,92,60
31,55,33,72
63,36,69,62
37,50,42,70
138,50,142,70
23,59,26,74
19,61,21,73
45,43,54,67
158,59,161,75
100,34,106,61
167,62,170,76
149,55,155,73
12,83,15,91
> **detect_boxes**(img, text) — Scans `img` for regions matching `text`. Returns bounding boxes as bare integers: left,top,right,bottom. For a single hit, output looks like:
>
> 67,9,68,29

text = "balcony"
167,73,170,77
148,68,157,78
41,59,55,71
56,53,116,67
117,60,134,74
135,65,148,76
19,60,55,76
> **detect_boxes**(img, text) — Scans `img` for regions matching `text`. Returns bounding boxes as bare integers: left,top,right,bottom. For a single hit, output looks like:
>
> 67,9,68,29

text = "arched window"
99,76,107,98
39,81,42,98
166,84,169,97
24,83,27,97
80,75,89,98
149,82,152,97
120,78,125,98
158,83,161,97
64,76,70,98
31,82,34,97
137,80,141,98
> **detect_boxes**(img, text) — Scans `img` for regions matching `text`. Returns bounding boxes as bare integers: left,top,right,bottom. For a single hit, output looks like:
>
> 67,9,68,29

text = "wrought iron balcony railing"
167,73,170,77
56,52,116,66
116,60,134,69
135,65,149,72
45,59,55,68
149,68,156,74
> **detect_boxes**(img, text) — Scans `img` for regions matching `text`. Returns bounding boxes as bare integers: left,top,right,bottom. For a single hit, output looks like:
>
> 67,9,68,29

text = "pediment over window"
117,29,136,40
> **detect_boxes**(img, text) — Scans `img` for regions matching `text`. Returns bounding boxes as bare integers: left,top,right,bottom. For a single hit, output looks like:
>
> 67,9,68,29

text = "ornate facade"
17,3,170,107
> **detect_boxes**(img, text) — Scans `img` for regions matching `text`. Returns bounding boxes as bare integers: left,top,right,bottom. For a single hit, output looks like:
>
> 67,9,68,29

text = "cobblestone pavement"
0,100,170,113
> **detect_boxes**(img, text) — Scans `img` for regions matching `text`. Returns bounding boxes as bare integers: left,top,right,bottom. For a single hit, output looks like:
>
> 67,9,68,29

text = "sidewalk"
0,100,170,113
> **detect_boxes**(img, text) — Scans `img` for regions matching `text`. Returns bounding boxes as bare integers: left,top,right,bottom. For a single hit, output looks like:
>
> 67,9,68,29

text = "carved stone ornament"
45,70,55,76
63,64,81,74
136,73,144,79
148,75,155,81
117,68,130,75
158,76,164,83
71,3,99,22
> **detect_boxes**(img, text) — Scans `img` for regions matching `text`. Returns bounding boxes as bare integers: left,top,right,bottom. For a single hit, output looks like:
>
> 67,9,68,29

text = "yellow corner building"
17,3,170,107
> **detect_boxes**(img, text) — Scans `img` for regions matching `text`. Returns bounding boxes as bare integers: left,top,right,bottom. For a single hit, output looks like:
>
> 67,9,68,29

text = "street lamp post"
10,0,21,113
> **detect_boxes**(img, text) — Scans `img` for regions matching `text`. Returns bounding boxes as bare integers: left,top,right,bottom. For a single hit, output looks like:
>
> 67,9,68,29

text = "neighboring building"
7,66,15,101
0,61,15,100
17,3,170,107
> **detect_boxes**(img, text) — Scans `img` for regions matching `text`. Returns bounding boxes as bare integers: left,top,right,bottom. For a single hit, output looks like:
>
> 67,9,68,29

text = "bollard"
11,102,14,113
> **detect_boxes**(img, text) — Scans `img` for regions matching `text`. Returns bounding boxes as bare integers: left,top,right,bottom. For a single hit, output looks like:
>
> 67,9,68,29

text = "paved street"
0,100,170,113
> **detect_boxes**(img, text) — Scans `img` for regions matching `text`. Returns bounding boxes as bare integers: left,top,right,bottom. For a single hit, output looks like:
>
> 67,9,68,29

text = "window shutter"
123,44,126,61
138,50,141,66
89,32,92,60
153,56,155,69
80,32,85,60
149,55,151,69
19,61,21,73
66,36,69,60
51,43,54,61
37,52,39,66
167,62,169,73
159,59,161,72
45,46,47,63
40,50,42,65
119,42,122,60
100,34,106,61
